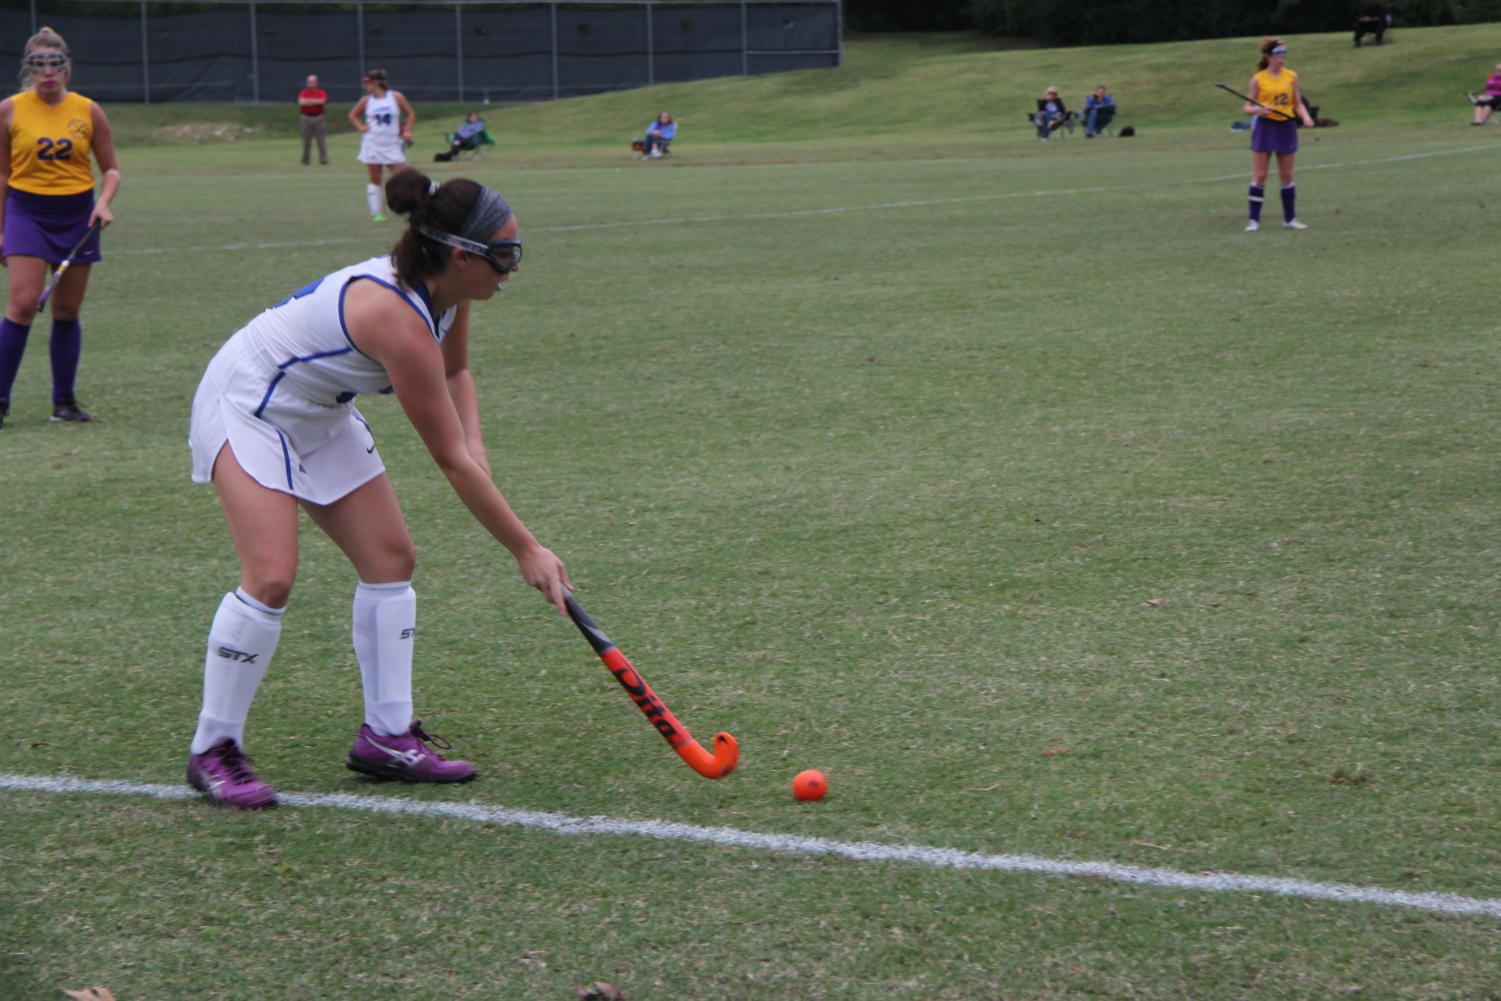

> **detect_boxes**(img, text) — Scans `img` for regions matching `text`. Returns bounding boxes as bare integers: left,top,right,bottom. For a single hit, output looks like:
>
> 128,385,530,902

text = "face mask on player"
418,226,523,274
25,51,69,73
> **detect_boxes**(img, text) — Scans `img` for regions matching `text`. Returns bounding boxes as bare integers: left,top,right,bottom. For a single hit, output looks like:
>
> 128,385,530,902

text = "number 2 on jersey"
36,137,73,161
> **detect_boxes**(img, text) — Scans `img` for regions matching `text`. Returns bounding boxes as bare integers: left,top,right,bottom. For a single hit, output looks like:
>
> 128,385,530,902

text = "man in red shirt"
298,73,329,165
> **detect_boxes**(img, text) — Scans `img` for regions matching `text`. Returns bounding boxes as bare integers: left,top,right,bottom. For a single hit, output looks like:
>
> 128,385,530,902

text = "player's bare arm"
89,103,120,228
343,280,568,610
439,301,491,477
395,91,415,140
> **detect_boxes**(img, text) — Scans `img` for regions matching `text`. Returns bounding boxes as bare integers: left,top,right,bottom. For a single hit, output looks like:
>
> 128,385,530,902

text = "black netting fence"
0,0,841,102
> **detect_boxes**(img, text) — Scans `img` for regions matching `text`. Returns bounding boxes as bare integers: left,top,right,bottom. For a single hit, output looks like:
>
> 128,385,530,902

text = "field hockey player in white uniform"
348,68,414,221
184,170,570,809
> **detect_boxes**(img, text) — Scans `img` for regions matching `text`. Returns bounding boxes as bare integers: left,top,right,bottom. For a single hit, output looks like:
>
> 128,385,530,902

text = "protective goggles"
417,225,522,273
24,51,70,72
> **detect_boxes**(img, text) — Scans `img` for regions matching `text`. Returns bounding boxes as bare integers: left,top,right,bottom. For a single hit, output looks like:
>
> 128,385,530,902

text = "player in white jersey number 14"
349,67,415,221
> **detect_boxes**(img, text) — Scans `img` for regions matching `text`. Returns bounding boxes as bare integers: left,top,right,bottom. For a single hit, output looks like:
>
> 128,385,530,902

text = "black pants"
434,138,479,162
1354,18,1385,45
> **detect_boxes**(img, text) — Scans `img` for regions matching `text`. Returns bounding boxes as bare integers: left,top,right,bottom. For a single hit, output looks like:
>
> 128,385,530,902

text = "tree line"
847,0,1501,44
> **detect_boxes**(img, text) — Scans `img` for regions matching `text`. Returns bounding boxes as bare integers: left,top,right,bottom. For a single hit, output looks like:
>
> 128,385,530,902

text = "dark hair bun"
388,176,489,287
385,170,434,219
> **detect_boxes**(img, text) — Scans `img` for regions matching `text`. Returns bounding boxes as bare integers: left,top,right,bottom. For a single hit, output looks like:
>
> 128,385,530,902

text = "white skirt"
358,131,406,166
188,335,386,505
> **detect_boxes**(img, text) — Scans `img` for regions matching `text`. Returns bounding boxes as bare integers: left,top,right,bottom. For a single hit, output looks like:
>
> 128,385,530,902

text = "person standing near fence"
349,69,414,222
0,26,121,428
298,73,328,165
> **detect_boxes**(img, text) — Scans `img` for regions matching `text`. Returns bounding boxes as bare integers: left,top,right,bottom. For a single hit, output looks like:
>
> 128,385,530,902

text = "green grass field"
4,24,1501,1001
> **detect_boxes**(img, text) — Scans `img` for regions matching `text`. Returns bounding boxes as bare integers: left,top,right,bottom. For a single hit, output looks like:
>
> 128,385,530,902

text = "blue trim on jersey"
252,347,359,416
272,277,325,309
254,372,286,418
336,281,374,359
276,427,295,490
409,280,437,328
281,347,355,368
355,411,377,450
341,275,439,342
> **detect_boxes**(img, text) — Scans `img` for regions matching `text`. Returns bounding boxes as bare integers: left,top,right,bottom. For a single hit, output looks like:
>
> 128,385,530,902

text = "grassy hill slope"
103,23,1501,158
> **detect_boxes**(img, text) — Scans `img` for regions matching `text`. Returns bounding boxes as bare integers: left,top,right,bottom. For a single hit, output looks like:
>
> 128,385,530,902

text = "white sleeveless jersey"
240,255,455,408
189,256,457,502
363,92,401,139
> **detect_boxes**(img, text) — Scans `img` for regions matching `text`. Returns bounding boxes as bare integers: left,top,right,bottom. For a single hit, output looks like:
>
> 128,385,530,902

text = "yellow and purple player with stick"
0,26,120,427
1243,38,1315,233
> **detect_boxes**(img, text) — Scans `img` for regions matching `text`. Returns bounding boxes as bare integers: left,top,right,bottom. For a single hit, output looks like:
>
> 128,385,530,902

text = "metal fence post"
740,0,748,76
646,1,654,87
139,0,150,103
550,2,560,101
454,2,464,102
356,0,366,81
836,0,844,65
248,0,259,103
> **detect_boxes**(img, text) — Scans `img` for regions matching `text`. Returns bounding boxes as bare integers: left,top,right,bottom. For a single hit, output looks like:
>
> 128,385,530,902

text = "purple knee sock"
0,317,32,402
49,318,82,402
1248,184,1265,223
1280,184,1297,222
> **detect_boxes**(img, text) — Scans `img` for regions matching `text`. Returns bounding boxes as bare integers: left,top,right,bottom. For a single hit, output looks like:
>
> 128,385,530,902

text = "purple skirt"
3,187,101,264
1250,117,1299,155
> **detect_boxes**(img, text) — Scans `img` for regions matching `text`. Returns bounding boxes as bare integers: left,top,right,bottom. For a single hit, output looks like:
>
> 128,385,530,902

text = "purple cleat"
187,738,278,809
345,721,477,783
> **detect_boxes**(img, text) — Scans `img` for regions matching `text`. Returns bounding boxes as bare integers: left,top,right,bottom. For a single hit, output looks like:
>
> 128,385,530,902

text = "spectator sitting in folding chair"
639,111,676,158
1468,63,1501,125
1081,85,1117,137
434,111,491,161
1031,87,1072,140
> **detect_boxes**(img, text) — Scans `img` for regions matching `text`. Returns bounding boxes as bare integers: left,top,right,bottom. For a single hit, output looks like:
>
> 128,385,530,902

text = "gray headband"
458,187,513,242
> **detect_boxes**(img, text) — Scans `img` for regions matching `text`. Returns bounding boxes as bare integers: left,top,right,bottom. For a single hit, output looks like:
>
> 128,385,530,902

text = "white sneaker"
1244,220,1260,232
649,149,662,158
1283,218,1308,230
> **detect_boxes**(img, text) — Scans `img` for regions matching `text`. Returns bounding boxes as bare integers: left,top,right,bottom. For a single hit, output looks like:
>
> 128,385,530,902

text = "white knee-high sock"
366,183,382,217
191,589,284,754
353,580,416,735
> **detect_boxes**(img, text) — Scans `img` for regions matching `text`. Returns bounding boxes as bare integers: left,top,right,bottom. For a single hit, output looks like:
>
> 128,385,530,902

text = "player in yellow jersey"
1242,38,1314,233
0,26,121,426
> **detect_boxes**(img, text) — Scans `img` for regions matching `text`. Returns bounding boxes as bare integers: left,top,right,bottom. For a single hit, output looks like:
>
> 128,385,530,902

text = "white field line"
4,771,1500,920
116,142,1501,256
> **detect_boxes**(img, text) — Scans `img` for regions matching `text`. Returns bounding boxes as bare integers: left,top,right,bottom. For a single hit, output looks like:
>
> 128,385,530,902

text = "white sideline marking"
4,772,1499,920
115,143,1500,256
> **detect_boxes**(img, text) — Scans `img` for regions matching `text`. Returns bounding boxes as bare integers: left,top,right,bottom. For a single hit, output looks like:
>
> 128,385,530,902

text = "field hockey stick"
564,592,739,779
36,220,101,312
1213,82,1298,123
